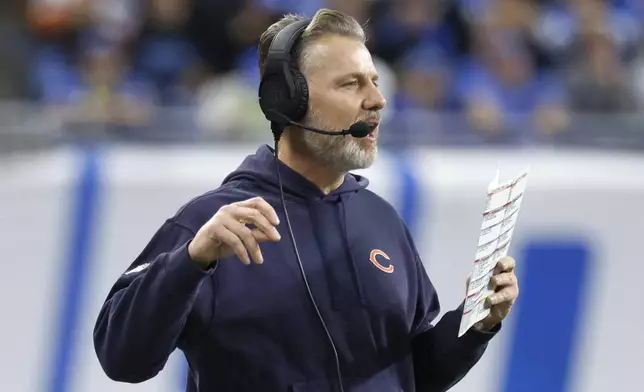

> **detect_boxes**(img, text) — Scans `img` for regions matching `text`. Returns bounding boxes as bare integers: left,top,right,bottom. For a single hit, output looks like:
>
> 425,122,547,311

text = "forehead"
303,35,377,80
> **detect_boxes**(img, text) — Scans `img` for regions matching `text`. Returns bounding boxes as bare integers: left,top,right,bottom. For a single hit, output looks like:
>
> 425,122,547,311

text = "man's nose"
363,86,386,111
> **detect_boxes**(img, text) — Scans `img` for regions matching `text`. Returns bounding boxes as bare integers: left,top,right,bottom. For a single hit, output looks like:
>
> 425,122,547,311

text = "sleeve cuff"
461,321,501,345
165,240,217,291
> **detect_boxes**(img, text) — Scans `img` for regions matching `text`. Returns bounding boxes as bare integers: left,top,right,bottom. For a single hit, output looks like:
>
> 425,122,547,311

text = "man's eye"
343,80,359,87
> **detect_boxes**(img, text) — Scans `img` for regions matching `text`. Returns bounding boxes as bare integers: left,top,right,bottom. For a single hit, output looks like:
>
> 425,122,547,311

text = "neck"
276,132,344,195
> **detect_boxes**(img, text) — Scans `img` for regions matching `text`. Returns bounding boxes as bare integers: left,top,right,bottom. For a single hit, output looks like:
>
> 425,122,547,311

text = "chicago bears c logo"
369,249,394,274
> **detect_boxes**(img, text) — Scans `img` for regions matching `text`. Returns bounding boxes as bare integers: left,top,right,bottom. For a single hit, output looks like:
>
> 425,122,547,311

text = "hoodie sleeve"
93,219,215,383
406,227,500,392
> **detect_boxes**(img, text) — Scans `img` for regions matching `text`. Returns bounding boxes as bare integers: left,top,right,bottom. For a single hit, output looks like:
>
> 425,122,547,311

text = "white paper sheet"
458,168,529,337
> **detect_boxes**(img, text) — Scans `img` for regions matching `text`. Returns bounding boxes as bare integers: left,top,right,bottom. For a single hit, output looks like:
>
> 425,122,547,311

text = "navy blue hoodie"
94,145,499,392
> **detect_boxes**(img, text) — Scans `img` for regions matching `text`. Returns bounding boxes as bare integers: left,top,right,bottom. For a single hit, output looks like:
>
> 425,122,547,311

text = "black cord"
273,140,345,392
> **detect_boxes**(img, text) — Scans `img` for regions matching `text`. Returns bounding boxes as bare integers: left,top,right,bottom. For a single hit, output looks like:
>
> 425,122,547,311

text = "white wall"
1,145,642,392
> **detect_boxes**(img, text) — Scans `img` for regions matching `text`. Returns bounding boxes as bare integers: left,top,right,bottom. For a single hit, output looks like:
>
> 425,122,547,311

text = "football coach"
94,8,519,392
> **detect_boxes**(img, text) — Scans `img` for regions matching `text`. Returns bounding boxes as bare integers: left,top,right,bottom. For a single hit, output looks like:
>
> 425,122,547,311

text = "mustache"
358,115,380,124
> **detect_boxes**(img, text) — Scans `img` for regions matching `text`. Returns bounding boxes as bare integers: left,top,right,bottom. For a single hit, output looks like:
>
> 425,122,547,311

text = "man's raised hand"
188,197,281,267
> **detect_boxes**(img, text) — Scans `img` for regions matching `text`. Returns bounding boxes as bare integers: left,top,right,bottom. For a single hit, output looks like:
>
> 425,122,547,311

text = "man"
94,9,520,392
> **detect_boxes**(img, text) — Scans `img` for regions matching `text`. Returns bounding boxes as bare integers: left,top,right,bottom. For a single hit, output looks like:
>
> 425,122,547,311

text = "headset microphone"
343,122,372,138
297,120,373,138
267,109,373,138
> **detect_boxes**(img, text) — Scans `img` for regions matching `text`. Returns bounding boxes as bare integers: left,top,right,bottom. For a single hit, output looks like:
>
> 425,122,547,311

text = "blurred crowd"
3,0,644,144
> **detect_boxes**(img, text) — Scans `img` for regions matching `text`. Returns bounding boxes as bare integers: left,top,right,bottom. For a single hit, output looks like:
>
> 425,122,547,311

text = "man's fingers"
495,256,516,273
226,220,264,264
237,197,280,226
251,229,272,243
230,206,281,242
491,272,517,289
213,198,282,265
213,226,251,265
488,286,519,306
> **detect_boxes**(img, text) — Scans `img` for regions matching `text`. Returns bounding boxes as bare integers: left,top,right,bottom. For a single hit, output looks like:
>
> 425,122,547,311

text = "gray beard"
299,110,377,173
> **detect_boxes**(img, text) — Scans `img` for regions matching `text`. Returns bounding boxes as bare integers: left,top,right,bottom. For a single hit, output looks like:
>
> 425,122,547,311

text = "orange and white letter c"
369,249,394,274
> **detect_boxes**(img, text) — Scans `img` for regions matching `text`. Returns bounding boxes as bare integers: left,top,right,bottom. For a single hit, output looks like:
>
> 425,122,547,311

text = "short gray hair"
258,9,366,77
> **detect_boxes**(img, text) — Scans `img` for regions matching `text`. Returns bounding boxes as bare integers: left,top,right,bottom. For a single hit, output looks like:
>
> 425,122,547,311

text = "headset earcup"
258,68,309,123
288,69,309,122
258,75,288,124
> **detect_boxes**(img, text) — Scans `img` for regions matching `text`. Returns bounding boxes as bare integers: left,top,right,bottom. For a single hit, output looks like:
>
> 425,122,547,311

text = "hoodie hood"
222,144,369,202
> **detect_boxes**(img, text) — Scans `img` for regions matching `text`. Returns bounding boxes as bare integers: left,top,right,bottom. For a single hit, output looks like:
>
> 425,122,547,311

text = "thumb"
465,274,472,295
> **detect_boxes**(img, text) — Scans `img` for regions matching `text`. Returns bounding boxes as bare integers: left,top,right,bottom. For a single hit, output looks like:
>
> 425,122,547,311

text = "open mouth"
366,122,379,139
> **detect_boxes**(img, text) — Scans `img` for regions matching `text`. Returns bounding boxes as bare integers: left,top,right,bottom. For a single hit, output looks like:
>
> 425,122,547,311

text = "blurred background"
1,0,643,391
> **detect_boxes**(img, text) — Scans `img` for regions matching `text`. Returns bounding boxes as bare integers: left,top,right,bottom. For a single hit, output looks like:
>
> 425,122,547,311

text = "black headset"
258,19,312,137
256,18,346,392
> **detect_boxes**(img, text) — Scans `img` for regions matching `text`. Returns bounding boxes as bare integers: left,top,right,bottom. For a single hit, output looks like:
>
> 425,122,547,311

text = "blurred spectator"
195,71,265,140
457,0,569,142
395,46,459,111
27,0,88,105
631,44,644,109
532,0,641,63
368,0,463,65
28,0,154,128
134,0,203,106
564,21,638,113
187,0,274,76
0,0,29,99
533,0,641,113
74,34,153,127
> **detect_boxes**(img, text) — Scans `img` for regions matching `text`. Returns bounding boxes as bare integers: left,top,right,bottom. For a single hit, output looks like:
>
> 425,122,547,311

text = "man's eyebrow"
336,72,380,81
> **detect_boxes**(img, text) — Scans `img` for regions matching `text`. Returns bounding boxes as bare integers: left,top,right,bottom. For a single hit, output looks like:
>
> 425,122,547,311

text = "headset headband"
263,19,311,75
